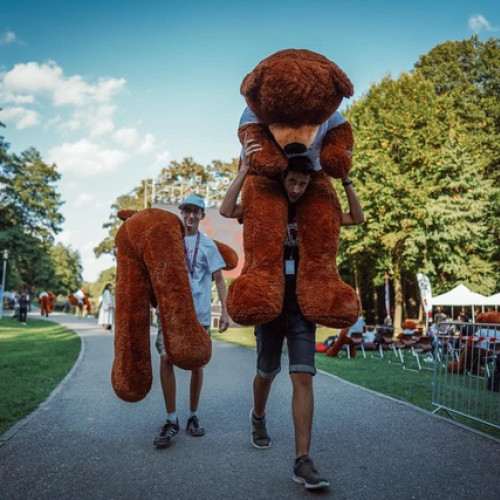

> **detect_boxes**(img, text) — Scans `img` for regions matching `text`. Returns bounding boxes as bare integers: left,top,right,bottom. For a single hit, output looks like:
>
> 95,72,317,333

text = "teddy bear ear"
240,66,263,103
117,209,138,221
330,64,354,99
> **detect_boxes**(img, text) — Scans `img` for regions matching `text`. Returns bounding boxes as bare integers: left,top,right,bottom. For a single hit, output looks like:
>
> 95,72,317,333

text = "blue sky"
1,0,499,281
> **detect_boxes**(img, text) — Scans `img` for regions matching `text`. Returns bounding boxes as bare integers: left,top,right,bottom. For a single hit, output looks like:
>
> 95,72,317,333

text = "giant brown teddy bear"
227,49,360,328
111,208,238,403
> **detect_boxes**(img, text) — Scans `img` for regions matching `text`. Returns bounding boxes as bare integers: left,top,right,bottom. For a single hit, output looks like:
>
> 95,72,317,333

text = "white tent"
431,284,488,322
483,293,500,307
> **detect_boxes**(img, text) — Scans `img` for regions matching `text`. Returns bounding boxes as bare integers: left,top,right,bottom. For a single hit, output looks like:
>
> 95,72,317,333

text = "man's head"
281,155,315,204
179,194,206,231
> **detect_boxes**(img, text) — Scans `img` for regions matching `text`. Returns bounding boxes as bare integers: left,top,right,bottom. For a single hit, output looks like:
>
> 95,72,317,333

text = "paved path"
1,312,499,499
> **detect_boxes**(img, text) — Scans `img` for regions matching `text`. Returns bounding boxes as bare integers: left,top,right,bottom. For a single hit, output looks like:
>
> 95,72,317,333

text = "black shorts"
254,307,316,379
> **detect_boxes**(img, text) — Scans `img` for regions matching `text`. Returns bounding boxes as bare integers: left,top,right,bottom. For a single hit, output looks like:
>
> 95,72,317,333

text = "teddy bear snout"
284,142,307,155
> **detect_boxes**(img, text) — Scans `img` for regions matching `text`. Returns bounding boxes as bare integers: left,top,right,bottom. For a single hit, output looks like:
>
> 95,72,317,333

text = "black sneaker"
186,415,205,436
250,409,271,449
153,419,179,448
292,455,329,490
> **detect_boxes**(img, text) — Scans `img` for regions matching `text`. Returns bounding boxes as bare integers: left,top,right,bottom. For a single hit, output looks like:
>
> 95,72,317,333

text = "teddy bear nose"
284,143,307,155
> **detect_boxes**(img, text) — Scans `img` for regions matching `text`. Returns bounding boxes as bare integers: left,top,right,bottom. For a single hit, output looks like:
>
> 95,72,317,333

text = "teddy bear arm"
319,122,354,178
238,123,288,176
214,241,239,271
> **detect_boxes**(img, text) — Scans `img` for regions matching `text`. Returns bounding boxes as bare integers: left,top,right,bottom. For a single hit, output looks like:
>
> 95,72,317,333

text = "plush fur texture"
47,292,55,313
39,294,49,316
326,328,357,358
68,290,91,312
111,208,237,403
227,49,360,328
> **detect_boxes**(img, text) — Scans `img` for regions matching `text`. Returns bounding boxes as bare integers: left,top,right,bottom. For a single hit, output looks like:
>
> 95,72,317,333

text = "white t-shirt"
239,106,348,171
184,232,226,326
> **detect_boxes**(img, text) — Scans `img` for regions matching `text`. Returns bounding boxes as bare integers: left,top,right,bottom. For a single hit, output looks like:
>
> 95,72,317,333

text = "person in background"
98,283,115,331
19,292,29,325
39,291,50,317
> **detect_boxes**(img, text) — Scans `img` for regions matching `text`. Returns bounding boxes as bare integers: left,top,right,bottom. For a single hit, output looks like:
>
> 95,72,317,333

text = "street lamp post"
0,250,8,320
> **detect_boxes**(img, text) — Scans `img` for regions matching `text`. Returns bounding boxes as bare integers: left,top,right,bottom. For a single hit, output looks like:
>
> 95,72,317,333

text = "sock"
166,412,177,423
295,455,309,464
252,411,265,421
188,411,197,419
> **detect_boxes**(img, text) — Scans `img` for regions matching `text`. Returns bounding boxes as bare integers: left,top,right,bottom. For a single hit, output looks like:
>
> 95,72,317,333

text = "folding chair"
345,332,366,359
410,335,434,371
372,327,398,359
394,332,417,368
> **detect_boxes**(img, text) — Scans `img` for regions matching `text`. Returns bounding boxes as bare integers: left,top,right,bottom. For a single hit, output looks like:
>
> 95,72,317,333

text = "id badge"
285,259,295,275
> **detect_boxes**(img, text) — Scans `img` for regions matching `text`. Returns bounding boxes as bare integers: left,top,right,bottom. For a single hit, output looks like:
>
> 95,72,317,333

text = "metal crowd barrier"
431,321,500,430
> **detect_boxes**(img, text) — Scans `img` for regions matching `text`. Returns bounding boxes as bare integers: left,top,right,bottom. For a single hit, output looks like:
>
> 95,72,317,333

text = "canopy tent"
483,293,500,307
431,284,488,322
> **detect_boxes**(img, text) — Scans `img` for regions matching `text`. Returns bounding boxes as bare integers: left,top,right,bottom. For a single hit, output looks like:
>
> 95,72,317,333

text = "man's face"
282,171,311,204
181,204,205,229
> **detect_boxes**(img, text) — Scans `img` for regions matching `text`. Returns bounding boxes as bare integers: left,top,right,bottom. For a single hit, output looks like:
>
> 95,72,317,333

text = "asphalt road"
0,312,499,499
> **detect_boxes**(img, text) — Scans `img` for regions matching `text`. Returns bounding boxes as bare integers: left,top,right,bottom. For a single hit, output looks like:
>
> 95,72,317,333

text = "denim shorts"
155,322,211,357
254,308,316,379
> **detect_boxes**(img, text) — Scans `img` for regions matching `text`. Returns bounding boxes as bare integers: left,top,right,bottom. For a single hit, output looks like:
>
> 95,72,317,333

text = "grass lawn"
215,326,500,440
0,317,81,436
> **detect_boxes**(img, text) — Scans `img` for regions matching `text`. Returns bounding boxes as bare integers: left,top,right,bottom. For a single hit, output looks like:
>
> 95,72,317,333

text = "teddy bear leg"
296,173,360,328
143,218,212,371
112,252,154,402
227,175,287,326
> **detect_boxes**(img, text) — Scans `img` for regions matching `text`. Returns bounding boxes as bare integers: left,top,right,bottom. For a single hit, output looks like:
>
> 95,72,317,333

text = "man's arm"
219,138,261,219
340,177,365,226
213,269,229,332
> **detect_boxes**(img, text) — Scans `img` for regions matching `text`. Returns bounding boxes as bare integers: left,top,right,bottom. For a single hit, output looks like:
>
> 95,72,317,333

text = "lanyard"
286,223,297,260
184,232,201,277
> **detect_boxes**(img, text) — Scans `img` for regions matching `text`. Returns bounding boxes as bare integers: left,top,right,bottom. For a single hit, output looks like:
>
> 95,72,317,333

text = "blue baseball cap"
178,194,205,211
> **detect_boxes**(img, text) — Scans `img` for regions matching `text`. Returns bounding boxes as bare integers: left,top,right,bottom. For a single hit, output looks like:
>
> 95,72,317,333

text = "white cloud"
468,14,496,33
147,149,171,174
55,229,77,246
2,61,126,107
48,138,128,176
74,192,95,208
1,61,126,136
0,91,34,104
112,127,140,147
139,133,156,153
0,30,16,45
0,106,40,129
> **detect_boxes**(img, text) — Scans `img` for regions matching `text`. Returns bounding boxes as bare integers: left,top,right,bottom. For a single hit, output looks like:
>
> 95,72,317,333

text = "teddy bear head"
476,311,500,324
241,49,353,152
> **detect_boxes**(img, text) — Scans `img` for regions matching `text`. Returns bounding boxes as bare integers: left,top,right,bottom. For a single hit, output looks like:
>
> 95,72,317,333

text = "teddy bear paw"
297,278,360,329
227,272,284,326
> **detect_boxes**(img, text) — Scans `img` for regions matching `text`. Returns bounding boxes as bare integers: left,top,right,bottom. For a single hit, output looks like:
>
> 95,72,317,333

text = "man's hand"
241,134,262,172
218,312,230,333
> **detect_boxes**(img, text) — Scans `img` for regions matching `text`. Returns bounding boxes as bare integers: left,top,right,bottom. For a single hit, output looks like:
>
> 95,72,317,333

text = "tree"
2,147,64,243
345,69,495,328
414,36,500,290
50,243,83,295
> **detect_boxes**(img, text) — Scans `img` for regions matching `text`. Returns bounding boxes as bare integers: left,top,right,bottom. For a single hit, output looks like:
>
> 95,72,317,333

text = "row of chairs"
369,326,434,371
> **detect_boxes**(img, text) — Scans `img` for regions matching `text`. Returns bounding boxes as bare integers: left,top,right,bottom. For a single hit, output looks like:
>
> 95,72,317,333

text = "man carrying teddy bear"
220,141,364,490
153,194,230,448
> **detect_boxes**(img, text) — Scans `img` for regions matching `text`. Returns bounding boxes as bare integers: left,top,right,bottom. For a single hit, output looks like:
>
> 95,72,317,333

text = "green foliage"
343,37,500,323
0,124,82,294
50,243,83,295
